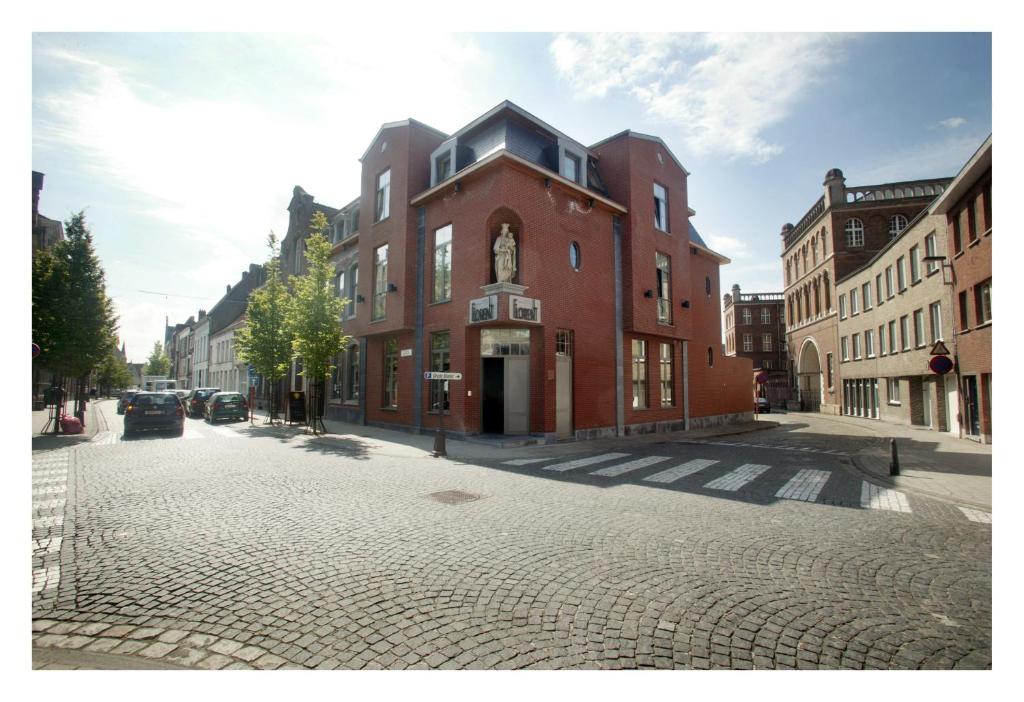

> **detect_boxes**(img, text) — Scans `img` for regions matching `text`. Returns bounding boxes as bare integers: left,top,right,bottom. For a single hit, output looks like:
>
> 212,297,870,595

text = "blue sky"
31,31,991,363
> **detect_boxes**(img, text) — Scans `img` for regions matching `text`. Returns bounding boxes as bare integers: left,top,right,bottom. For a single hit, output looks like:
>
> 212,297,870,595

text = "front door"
482,357,503,434
504,357,529,434
922,380,932,428
963,375,980,436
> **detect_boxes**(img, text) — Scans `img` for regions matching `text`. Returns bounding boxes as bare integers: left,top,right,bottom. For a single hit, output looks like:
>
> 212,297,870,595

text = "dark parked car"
755,397,771,414
123,392,184,437
185,387,221,418
116,391,137,415
205,391,249,423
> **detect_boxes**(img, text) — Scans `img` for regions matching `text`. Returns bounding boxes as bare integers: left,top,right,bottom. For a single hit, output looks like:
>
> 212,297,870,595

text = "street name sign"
424,372,462,380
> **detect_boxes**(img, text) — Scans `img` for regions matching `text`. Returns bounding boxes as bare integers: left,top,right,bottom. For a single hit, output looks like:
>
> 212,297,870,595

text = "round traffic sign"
755,371,769,384
929,355,954,375
32,342,40,358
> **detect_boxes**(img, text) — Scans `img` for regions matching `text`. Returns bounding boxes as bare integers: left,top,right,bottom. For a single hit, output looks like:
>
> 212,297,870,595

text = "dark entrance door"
963,375,980,436
482,357,504,434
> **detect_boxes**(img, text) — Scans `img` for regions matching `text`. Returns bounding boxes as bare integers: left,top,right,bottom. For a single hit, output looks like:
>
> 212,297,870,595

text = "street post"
424,371,462,457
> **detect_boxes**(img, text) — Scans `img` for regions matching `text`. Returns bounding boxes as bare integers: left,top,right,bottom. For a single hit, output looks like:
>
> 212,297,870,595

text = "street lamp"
923,255,963,439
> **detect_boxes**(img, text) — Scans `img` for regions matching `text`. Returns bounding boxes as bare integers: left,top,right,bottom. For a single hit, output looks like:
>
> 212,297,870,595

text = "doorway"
963,375,980,437
482,358,504,434
556,330,573,439
480,328,531,435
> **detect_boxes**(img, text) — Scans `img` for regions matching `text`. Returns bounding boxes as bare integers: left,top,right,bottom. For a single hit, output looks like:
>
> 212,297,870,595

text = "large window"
742,308,752,325
433,224,452,303
382,339,398,408
888,320,897,354
743,334,753,352
929,301,943,342
375,169,391,222
925,233,939,274
899,316,910,351
889,214,908,239
430,332,450,412
659,342,674,408
346,264,358,318
885,266,894,299
656,252,672,323
910,245,921,284
653,183,668,232
976,279,992,324
897,256,906,291
913,309,925,348
761,308,771,324
845,218,864,247
631,340,648,409
762,334,772,352
372,244,388,320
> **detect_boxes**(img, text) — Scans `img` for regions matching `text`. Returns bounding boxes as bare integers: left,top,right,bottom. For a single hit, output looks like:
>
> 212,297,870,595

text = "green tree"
234,232,293,423
32,211,118,431
286,211,349,433
144,341,170,376
95,338,133,395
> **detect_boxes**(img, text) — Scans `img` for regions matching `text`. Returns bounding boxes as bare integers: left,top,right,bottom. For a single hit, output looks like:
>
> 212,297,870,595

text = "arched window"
569,242,581,271
889,214,908,239
845,218,864,247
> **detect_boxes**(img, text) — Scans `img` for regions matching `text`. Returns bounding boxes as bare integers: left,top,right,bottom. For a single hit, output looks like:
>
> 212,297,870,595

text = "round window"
569,242,581,271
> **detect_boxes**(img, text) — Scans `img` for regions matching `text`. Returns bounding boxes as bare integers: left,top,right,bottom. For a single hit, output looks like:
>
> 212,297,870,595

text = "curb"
849,452,991,512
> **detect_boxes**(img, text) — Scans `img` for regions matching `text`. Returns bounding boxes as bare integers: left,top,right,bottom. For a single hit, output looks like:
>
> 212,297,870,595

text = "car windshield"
217,394,243,402
134,394,178,407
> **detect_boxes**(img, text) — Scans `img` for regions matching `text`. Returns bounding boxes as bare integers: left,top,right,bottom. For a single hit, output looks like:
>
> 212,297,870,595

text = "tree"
144,341,170,376
95,337,134,395
32,211,118,431
234,232,294,423
286,211,349,434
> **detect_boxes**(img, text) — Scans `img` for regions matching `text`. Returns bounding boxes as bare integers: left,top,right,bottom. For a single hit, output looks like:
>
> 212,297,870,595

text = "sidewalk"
31,397,107,452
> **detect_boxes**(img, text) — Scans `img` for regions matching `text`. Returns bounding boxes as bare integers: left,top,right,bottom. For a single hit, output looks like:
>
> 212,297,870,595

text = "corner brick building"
277,101,752,440
723,284,789,407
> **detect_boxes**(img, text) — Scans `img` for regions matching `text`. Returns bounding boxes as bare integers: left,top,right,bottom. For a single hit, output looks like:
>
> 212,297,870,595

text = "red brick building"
287,101,751,441
723,284,789,407
930,136,992,443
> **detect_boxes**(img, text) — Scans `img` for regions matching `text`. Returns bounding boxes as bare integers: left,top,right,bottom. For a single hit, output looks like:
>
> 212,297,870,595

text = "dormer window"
563,152,581,184
436,153,452,183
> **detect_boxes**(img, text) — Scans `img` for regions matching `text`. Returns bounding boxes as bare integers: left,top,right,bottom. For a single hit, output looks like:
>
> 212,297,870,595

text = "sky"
30,31,992,363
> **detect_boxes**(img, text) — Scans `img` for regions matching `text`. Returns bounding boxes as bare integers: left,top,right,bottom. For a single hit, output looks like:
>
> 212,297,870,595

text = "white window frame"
841,336,849,362
762,334,772,352
879,324,887,356
653,182,669,233
888,320,898,354
761,308,771,324
845,218,864,247
900,316,910,351
913,309,925,348
375,169,391,222
885,267,894,299
887,378,901,405
925,233,939,274
910,245,921,284
889,214,908,239
865,329,875,358
930,301,942,343
743,334,753,352
838,294,847,320
742,308,751,325
853,333,862,360
850,289,859,315
897,256,906,291
862,282,872,310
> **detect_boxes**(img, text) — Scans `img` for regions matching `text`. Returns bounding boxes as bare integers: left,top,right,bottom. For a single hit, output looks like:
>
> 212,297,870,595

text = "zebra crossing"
89,425,245,444
499,450,991,521
32,451,70,602
682,439,853,457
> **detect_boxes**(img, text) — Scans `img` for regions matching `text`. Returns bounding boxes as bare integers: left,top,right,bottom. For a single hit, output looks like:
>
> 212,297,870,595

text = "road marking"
542,453,630,473
590,455,672,477
32,486,66,498
32,470,67,480
958,507,991,524
33,536,62,554
703,464,771,492
32,476,67,486
687,440,850,457
32,564,60,595
643,459,719,484
503,458,557,466
776,469,831,502
33,498,66,511
860,482,912,513
33,515,63,530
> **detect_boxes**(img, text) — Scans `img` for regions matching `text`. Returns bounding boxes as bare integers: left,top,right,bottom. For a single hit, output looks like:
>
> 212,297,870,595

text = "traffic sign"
755,371,769,385
424,372,462,381
929,355,954,375
929,340,951,356
32,343,40,359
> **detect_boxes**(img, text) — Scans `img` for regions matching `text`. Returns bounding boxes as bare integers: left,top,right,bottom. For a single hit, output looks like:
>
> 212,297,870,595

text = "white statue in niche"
493,223,517,283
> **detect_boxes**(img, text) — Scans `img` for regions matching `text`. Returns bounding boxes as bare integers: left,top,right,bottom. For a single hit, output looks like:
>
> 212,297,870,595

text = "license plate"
145,410,162,415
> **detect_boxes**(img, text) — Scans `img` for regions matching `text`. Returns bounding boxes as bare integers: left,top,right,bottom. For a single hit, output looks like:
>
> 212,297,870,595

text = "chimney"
823,168,846,209
226,284,231,293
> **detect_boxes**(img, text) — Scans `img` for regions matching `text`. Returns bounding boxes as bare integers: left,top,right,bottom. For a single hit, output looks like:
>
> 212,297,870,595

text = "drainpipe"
613,216,624,437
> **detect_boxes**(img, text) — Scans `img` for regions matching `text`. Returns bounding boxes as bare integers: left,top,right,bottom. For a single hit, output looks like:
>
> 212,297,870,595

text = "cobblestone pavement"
32,400,991,670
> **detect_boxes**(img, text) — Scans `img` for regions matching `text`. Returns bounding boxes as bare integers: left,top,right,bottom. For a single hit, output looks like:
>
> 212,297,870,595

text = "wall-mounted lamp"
681,300,690,308
544,177,552,189
454,181,462,193
643,289,654,298
356,294,365,303
586,198,594,207
690,246,698,255
387,283,399,293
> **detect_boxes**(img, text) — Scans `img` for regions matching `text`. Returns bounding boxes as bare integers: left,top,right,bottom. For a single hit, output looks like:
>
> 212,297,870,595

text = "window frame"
653,182,669,233
862,282,872,310
889,214,908,239
433,224,453,303
909,245,921,284
375,168,391,222
429,331,451,412
655,251,672,324
631,339,648,409
382,338,398,409
659,342,674,408
887,377,901,405
913,309,926,348
840,336,849,362
845,218,865,247
929,301,943,343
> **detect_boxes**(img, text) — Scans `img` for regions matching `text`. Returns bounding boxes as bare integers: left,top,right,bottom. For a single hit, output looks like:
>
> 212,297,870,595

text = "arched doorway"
797,339,823,412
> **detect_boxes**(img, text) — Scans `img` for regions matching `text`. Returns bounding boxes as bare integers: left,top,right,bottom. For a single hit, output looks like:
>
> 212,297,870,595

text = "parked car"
185,387,221,418
123,392,185,437
755,397,771,414
116,391,137,415
205,391,249,423
172,389,189,407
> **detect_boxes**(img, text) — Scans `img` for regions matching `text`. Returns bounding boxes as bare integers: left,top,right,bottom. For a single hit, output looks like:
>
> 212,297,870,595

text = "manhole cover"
428,490,481,505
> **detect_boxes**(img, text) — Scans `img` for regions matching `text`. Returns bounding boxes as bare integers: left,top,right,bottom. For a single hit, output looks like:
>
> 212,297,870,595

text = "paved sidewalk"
31,397,107,451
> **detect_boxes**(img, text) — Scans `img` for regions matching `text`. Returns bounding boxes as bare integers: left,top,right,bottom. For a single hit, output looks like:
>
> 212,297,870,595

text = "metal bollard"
889,438,900,476
433,430,447,458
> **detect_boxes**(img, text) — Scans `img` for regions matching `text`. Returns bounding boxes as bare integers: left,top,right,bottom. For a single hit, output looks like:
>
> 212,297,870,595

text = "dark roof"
689,222,708,248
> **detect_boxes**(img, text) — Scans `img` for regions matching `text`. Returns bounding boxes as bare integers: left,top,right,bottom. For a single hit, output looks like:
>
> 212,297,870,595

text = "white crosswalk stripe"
503,458,556,466
958,506,991,524
703,464,771,492
776,469,831,502
860,482,912,513
590,456,672,478
33,515,63,530
32,476,67,487
32,486,66,498
542,452,630,473
32,563,60,595
33,498,66,511
643,459,719,484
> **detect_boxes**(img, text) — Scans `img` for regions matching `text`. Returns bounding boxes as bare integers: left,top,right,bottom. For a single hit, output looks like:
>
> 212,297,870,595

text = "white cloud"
850,132,987,184
705,233,750,258
550,33,848,163
937,117,967,129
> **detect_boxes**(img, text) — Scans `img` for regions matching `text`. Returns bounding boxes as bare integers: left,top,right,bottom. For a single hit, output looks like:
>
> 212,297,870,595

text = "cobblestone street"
31,400,992,671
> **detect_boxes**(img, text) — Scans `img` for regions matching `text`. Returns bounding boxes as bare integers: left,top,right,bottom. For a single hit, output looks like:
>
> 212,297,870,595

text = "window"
913,309,925,347
889,214,908,239
865,329,875,357
569,242,581,271
853,333,862,360
925,233,939,274
826,353,834,389
742,308,752,325
762,334,772,352
910,245,921,284
435,153,452,183
382,339,398,408
653,183,668,232
850,289,859,315
953,212,963,254
705,276,711,297
372,244,388,320
879,324,887,356
433,224,452,303
875,274,883,305
656,252,672,323
929,302,943,343
707,347,713,367
887,378,901,405
900,315,910,351
556,330,573,356
885,266,894,299
896,256,906,291
346,345,359,402
862,282,872,310
838,294,847,320
430,332,450,412
346,264,358,318
335,270,345,305
967,199,978,243
564,152,581,184
743,334,753,352
330,356,342,399
888,320,897,354
841,336,849,362
761,308,771,324
959,290,970,331
845,218,864,247
764,359,773,370
631,340,647,409
976,279,992,324
375,169,391,222
659,343,674,408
